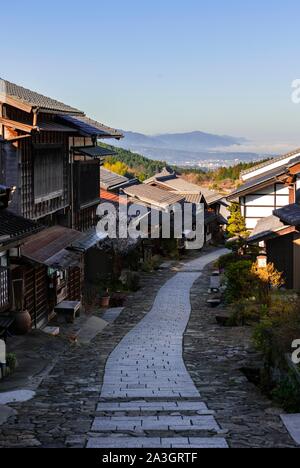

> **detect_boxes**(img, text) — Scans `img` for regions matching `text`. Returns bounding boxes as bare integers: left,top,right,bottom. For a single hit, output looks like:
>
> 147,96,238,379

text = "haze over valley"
112,130,272,169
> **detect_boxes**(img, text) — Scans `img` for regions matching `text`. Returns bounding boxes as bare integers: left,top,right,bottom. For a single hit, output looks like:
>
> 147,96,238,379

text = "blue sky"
2,0,300,150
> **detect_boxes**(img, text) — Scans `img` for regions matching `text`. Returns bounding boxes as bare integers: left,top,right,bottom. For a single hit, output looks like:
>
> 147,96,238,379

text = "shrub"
217,252,238,270
120,271,140,291
227,299,265,326
227,203,248,238
271,374,300,413
251,262,285,304
224,260,258,303
6,353,17,374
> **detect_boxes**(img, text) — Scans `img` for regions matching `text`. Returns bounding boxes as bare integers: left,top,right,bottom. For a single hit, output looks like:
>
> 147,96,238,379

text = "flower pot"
100,296,110,308
13,310,32,335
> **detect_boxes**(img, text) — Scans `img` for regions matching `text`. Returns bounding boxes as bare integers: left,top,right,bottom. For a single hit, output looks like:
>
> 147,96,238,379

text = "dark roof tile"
0,78,83,114
274,203,300,226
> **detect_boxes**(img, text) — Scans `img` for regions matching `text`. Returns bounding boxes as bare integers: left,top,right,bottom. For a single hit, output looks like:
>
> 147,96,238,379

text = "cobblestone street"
0,248,297,448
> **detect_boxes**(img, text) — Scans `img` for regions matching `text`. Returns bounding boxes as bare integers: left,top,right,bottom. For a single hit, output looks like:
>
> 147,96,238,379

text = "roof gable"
0,78,83,115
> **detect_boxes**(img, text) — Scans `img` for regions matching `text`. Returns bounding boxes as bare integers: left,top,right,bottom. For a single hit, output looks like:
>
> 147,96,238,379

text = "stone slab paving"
92,415,221,432
102,308,124,324
280,414,300,445
87,437,228,449
88,249,229,448
1,247,294,448
77,317,108,344
97,401,213,412
185,261,298,449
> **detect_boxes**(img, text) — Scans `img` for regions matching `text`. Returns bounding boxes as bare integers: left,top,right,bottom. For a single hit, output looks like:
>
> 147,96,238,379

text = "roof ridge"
0,77,84,115
241,148,300,176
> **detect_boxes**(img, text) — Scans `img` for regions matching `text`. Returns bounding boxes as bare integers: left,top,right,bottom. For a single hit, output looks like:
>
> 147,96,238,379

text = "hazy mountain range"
113,131,261,167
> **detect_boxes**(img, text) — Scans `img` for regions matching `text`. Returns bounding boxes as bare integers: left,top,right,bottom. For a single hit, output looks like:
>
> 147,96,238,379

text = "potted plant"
12,279,32,335
99,288,110,308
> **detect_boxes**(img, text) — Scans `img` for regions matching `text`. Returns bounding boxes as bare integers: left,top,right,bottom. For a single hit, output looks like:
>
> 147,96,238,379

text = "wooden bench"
54,301,81,324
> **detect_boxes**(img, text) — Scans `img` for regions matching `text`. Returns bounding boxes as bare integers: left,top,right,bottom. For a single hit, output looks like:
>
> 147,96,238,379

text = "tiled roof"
71,228,107,251
274,203,300,227
247,215,286,243
100,168,138,190
0,78,83,115
100,189,128,205
58,115,123,139
73,146,116,158
183,193,203,204
241,149,300,177
0,209,41,246
228,156,300,200
21,225,84,268
200,187,224,205
158,177,202,193
123,184,185,209
144,167,177,184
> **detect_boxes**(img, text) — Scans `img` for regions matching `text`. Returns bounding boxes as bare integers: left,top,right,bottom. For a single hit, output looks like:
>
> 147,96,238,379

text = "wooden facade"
0,79,122,330
266,232,300,291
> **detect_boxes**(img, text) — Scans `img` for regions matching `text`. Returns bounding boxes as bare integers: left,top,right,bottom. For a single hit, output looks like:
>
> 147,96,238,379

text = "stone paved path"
88,249,229,448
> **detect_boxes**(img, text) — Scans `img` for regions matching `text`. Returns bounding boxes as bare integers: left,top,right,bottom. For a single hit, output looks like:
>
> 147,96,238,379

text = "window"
34,146,64,203
74,159,100,208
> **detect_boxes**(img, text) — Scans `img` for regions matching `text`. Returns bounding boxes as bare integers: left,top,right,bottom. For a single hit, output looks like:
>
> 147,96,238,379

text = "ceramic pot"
100,296,110,308
13,310,32,335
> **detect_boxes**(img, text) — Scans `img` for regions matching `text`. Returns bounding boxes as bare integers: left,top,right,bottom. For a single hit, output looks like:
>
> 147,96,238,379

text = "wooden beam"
0,94,32,113
288,163,300,175
0,116,35,133
33,111,38,127
6,134,31,142
289,185,296,204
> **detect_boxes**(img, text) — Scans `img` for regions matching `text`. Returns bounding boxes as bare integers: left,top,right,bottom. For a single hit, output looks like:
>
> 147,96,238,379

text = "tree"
103,161,129,177
227,202,248,237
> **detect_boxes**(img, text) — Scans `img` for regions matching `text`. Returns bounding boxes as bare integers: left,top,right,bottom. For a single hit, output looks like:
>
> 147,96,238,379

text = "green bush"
217,252,238,270
271,374,300,413
225,260,258,303
6,353,17,374
227,300,265,326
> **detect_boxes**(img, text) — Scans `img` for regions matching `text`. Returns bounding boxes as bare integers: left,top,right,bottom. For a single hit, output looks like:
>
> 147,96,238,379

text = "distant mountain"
114,130,246,152
111,130,255,167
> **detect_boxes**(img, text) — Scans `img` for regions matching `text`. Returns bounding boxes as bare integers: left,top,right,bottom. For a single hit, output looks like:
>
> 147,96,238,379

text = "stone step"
87,436,228,448
91,415,222,432
96,400,213,413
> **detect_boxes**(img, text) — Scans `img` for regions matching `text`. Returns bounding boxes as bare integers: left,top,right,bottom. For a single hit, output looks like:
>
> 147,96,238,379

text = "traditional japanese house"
144,167,227,243
228,152,300,230
122,184,191,249
247,204,300,291
0,78,123,326
0,78,123,231
0,186,41,328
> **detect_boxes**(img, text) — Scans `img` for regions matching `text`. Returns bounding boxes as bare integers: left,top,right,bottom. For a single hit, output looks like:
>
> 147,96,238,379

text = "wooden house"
228,152,300,230
144,167,227,244
0,186,41,323
248,203,300,291
0,79,122,327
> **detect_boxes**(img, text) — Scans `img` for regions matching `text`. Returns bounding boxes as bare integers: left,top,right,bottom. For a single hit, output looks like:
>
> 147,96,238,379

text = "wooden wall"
293,233,300,291
266,234,294,289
